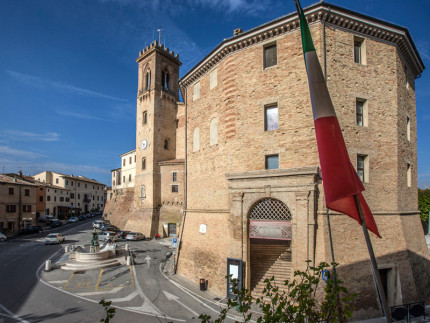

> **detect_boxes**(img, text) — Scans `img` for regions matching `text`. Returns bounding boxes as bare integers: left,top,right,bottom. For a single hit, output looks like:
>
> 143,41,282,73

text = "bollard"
127,256,132,266
45,260,52,271
125,244,129,251
65,246,69,253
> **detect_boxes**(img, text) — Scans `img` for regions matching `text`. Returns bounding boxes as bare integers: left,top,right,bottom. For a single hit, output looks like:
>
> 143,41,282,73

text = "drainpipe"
175,84,187,274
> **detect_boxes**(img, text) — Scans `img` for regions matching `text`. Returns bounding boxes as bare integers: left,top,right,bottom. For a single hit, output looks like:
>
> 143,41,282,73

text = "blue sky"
0,0,429,187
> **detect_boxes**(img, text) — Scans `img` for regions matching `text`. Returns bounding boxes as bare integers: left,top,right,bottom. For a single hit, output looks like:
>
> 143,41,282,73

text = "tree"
200,262,355,323
418,189,430,222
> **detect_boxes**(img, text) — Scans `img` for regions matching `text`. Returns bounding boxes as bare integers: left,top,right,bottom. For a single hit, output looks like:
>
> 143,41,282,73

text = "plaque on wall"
249,220,291,240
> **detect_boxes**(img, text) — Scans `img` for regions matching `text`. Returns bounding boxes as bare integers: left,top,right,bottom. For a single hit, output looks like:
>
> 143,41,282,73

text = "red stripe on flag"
315,116,381,237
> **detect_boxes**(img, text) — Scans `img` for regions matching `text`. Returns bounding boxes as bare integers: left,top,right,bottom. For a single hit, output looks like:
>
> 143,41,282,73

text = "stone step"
60,258,121,271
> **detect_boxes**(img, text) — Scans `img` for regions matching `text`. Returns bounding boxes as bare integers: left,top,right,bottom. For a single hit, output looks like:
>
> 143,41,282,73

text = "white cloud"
0,130,60,142
0,145,47,159
56,110,106,121
6,70,128,102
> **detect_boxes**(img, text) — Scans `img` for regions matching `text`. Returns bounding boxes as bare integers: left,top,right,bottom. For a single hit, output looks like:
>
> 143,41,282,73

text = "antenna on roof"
157,26,162,44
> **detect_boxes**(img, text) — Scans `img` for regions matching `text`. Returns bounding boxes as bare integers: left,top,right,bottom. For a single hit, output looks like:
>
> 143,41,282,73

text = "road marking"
63,272,75,290
0,304,30,323
47,280,68,284
163,290,199,317
76,286,124,296
95,269,104,291
107,290,139,303
145,255,151,268
129,266,135,286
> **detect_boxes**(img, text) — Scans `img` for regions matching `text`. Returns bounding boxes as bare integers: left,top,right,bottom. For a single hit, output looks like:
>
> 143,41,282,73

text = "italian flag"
295,0,380,237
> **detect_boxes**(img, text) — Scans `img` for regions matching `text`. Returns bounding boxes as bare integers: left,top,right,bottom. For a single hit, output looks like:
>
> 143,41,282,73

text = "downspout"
175,84,187,274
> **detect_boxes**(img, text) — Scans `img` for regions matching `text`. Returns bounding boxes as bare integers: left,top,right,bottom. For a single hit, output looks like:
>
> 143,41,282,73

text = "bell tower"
134,41,181,237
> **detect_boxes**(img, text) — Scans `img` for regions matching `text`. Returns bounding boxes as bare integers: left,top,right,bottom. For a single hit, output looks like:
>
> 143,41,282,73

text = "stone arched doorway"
248,198,292,297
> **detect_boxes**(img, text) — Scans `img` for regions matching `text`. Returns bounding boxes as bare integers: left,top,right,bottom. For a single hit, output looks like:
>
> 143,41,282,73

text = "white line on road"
76,286,124,296
0,304,30,323
107,290,139,303
47,280,68,284
163,290,199,317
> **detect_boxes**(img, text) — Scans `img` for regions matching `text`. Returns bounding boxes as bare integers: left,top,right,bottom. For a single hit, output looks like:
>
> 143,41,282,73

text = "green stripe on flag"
297,3,315,54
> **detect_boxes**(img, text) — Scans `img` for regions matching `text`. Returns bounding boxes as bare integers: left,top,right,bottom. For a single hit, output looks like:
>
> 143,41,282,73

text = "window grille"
249,198,292,221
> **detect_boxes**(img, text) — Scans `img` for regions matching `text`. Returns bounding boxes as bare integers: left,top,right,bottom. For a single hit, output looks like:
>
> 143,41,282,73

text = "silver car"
98,231,118,242
125,232,145,241
0,232,6,242
45,233,65,245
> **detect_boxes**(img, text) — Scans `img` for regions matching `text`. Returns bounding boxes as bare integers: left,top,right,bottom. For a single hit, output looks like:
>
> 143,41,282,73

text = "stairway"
250,240,292,299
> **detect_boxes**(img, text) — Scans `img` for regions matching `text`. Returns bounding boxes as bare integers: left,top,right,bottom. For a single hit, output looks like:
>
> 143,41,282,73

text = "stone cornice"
180,1,424,88
226,166,320,180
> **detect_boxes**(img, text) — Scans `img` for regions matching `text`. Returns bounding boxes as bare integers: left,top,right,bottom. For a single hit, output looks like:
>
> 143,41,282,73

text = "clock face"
141,139,147,150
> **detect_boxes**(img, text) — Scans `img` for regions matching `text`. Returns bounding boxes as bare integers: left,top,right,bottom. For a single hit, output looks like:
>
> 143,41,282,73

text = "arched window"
142,157,146,170
162,70,169,92
143,111,147,125
193,127,200,152
140,185,146,198
164,138,170,150
145,70,151,91
210,117,218,146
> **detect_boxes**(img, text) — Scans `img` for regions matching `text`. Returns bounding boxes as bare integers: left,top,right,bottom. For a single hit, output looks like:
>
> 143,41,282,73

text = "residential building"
104,2,428,318
0,174,37,233
33,171,106,213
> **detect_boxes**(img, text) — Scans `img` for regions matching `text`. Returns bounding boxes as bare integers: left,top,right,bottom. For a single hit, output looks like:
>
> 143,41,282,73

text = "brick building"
104,2,428,318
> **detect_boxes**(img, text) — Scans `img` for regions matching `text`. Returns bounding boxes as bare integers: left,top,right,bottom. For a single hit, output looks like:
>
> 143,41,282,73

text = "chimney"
233,28,243,36
19,170,23,177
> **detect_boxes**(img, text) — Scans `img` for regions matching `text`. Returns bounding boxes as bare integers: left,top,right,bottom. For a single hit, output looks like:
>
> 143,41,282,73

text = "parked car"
93,220,107,229
98,231,118,242
0,232,6,242
45,233,65,245
116,230,131,239
68,217,79,223
101,225,120,232
50,220,63,228
125,232,145,241
78,215,86,221
39,215,54,223
95,211,103,216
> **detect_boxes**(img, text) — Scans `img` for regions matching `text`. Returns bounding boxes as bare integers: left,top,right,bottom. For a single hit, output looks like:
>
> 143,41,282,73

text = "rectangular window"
265,155,279,169
354,37,366,64
23,205,31,212
142,157,146,170
85,184,87,188
54,196,57,202
6,205,16,213
193,82,200,101
60,197,64,202
357,155,368,183
78,194,80,199
39,196,43,202
66,180,69,185
71,181,73,186
78,183,80,187
210,68,218,90
123,176,125,183
47,196,51,201
265,105,278,131
173,172,177,182
8,187,14,195
123,159,126,166
129,157,132,164
70,193,74,198
129,174,132,182
264,43,277,68
407,116,411,141
172,185,179,193
143,111,147,125
407,163,412,187
356,99,364,126
25,189,30,196
56,178,59,184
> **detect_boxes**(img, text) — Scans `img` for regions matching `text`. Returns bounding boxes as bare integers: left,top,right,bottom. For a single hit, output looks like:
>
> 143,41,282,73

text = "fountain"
59,229,128,271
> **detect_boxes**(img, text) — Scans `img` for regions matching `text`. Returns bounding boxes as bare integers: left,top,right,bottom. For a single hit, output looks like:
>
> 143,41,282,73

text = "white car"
125,232,145,241
0,232,6,242
68,217,79,223
98,231,118,242
93,220,107,229
45,233,65,245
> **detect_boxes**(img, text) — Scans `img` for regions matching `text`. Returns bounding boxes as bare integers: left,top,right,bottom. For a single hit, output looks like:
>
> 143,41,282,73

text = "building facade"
104,2,428,318
33,171,106,214
0,174,37,233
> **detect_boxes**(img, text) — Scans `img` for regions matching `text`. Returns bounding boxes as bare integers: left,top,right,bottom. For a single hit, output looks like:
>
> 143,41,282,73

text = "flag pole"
354,195,392,322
